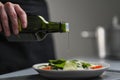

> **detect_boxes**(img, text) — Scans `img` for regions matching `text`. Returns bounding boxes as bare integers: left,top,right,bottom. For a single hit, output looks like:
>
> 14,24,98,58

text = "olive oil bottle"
7,15,69,41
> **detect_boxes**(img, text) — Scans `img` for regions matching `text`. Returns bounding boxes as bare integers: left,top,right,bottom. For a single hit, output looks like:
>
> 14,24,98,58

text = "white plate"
32,62,110,78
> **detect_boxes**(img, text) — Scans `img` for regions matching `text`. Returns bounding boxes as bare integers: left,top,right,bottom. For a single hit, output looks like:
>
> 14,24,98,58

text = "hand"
0,2,27,37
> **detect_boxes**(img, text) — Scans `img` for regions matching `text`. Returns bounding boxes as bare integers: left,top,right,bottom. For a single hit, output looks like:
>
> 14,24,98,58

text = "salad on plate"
37,59,103,71
33,59,110,78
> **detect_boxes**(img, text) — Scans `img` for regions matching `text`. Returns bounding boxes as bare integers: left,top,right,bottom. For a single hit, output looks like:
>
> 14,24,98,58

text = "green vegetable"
48,59,66,69
81,62,91,68
47,59,92,70
63,60,78,70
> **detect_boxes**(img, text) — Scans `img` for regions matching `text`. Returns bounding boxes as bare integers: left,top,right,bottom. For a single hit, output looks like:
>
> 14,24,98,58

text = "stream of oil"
67,32,70,54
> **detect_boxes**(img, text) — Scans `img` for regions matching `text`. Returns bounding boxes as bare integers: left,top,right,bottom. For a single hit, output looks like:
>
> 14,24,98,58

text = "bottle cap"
61,22,69,32
65,23,69,32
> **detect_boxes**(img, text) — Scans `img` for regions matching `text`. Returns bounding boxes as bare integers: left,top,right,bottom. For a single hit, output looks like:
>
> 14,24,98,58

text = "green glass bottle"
7,15,69,41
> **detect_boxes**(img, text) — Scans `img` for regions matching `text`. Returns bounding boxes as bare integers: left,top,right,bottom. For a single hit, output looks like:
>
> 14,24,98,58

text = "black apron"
0,0,55,74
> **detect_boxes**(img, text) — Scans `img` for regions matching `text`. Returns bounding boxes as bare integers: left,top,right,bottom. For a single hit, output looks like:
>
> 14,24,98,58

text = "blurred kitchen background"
47,0,120,60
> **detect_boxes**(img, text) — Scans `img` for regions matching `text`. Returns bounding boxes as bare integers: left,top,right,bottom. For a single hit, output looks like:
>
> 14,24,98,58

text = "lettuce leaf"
48,59,66,69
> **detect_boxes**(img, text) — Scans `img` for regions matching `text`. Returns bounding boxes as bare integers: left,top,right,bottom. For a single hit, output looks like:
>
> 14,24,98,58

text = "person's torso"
0,0,55,74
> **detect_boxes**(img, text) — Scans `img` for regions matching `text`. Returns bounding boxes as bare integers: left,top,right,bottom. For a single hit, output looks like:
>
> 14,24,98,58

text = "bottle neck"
43,22,63,33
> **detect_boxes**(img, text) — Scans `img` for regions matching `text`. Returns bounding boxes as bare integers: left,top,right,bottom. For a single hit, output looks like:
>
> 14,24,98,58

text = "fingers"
0,2,27,37
14,4,27,29
5,2,19,35
0,2,10,36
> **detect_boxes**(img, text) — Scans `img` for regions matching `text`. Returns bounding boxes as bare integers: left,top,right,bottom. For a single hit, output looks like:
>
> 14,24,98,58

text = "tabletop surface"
0,57,120,80
0,71,120,80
